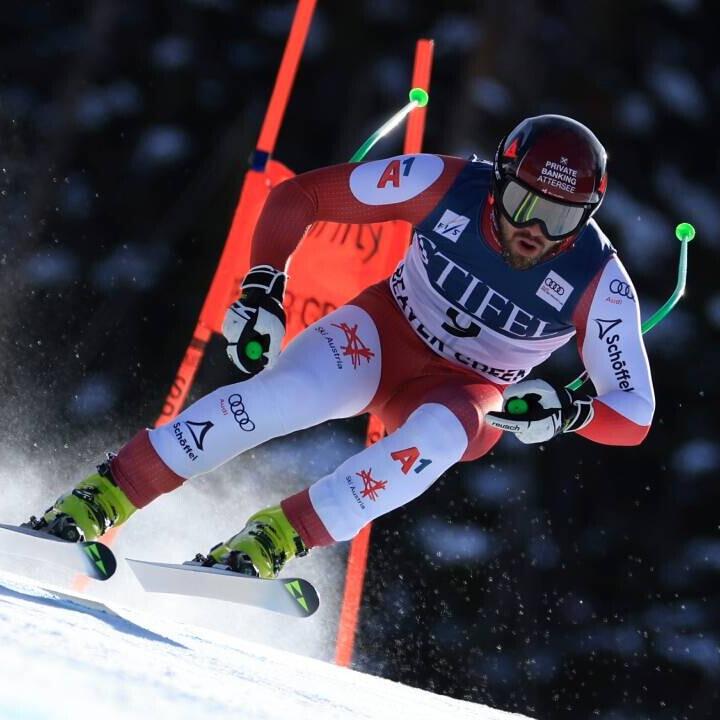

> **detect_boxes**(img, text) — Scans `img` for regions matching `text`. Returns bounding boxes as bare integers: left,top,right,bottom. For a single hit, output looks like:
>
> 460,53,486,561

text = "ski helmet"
493,114,608,240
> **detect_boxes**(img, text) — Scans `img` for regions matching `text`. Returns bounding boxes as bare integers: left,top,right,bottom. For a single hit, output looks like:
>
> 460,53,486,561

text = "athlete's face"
498,214,556,270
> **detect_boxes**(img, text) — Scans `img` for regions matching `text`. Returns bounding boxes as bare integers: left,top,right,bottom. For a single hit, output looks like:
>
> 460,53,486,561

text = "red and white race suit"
108,154,655,547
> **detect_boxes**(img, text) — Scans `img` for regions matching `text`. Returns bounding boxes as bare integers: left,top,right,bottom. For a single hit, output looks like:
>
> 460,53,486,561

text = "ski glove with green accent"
485,379,594,444
223,265,287,379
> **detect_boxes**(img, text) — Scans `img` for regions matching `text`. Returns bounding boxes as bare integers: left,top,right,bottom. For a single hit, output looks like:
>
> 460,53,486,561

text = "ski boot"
24,455,137,542
195,505,307,579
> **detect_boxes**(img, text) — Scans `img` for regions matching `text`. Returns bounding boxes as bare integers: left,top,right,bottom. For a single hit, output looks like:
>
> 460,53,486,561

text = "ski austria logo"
433,209,471,242
331,322,375,369
536,270,574,311
348,154,444,206
357,468,387,501
345,468,387,510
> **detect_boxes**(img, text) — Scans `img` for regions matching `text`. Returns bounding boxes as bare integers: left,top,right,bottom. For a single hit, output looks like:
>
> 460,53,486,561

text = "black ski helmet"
493,114,608,239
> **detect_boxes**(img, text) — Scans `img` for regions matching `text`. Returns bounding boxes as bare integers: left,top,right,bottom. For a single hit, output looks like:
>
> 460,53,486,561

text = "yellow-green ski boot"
202,505,307,579
26,456,137,542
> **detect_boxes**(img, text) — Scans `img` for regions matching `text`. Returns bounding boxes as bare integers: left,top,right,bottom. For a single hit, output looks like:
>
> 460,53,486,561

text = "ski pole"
350,87,429,162
507,221,696,415
238,87,430,365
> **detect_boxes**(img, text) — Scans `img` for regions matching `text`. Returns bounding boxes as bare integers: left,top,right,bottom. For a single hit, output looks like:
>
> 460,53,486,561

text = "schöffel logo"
184,420,214,451
536,270,574,311
173,421,213,462
433,209,471,242
220,394,256,432
595,317,622,340
609,279,635,301
594,318,634,392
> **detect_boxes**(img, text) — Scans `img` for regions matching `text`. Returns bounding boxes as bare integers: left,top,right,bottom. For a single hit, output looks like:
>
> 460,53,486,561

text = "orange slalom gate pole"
154,0,316,427
71,0,316,592
403,40,434,156
334,38,434,668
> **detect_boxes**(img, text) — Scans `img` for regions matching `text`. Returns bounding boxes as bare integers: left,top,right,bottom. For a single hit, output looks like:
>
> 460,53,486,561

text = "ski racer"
27,114,655,579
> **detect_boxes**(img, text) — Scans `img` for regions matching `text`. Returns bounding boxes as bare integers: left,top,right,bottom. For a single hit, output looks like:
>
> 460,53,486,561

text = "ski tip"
282,577,320,618
80,541,117,581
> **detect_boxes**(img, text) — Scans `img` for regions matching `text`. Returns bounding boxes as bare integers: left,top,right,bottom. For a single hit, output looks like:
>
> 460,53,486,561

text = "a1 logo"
391,447,432,475
377,157,416,188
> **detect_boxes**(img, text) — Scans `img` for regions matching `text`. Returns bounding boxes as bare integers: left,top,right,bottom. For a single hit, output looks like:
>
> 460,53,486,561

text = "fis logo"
536,270,574,311
433,209,471,242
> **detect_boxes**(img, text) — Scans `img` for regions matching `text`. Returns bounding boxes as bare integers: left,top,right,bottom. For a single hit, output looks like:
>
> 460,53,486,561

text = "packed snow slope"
0,571,532,720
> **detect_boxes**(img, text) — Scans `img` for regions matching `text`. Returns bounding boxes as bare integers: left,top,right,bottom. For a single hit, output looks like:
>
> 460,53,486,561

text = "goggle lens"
500,180,588,240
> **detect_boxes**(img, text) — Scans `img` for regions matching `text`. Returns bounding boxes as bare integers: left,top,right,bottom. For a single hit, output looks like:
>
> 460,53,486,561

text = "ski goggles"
498,179,592,240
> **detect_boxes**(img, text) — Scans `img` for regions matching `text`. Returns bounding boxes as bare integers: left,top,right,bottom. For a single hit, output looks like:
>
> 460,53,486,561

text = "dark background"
1,2,718,719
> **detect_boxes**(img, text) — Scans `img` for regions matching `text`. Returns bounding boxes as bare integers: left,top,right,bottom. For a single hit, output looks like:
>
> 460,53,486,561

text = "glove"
485,379,594,444
222,264,287,379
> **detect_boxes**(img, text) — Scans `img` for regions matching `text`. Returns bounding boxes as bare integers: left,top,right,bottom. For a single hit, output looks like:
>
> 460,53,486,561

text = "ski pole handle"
506,397,529,415
243,338,264,362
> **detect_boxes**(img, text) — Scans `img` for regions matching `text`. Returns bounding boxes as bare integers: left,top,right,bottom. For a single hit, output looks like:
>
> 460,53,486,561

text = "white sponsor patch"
349,154,444,206
536,270,574,311
433,209,470,241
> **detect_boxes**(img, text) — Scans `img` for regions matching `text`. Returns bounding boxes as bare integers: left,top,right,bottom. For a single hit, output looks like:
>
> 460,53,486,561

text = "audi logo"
609,279,634,300
228,393,256,431
544,277,565,295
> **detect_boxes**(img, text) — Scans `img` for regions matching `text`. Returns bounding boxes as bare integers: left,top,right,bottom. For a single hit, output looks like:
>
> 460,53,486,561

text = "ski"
0,523,117,581
126,558,320,618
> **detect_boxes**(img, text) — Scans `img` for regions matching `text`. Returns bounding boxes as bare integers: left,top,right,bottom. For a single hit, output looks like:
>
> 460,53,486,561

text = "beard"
497,220,555,270
501,244,538,270
499,235,553,270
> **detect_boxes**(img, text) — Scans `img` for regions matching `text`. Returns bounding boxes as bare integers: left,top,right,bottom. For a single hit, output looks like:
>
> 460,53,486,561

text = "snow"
0,570,532,720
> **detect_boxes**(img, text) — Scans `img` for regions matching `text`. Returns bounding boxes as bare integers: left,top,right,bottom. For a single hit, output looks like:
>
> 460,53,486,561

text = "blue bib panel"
390,160,616,382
